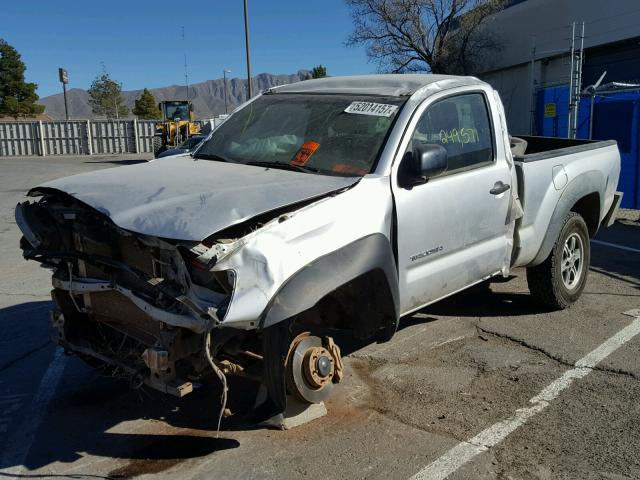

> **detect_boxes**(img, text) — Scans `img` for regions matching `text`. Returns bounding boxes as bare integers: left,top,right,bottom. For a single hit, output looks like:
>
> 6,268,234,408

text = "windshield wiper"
193,153,234,163
246,161,320,173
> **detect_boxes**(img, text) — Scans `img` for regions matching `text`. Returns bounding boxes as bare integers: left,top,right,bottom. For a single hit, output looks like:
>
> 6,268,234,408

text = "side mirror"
408,142,447,183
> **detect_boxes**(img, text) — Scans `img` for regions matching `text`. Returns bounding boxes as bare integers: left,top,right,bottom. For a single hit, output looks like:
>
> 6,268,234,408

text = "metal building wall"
478,0,640,135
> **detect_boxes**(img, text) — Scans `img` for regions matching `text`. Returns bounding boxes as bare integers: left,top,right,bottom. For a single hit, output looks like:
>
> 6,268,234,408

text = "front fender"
259,233,400,330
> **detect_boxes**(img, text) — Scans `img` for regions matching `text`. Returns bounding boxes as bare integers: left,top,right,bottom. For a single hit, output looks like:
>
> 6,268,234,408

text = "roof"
272,74,486,97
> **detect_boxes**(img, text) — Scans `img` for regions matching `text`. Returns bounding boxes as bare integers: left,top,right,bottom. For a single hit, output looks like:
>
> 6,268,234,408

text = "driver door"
392,89,512,315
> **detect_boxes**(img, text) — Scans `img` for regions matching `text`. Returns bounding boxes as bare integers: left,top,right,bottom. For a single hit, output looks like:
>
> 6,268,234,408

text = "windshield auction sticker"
344,101,398,117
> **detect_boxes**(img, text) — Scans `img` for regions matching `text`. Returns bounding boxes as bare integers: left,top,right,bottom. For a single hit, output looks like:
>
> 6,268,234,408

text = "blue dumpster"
536,86,640,209
591,92,640,209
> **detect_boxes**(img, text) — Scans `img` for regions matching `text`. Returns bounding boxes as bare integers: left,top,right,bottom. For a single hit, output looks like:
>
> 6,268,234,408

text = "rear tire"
152,136,164,158
526,212,590,309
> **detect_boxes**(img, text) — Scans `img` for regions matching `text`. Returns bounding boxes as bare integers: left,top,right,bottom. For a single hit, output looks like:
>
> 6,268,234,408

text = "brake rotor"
285,333,343,404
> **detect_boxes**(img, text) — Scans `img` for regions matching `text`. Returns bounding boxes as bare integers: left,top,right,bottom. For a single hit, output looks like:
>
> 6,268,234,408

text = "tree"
311,65,327,79
88,71,129,118
132,88,161,119
0,38,45,118
345,0,506,75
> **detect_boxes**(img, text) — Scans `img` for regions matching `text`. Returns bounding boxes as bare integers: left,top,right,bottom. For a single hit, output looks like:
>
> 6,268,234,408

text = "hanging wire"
204,330,228,437
67,262,84,313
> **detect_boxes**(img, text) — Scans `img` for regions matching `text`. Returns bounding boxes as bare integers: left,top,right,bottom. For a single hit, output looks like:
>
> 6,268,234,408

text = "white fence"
0,118,227,157
0,120,158,156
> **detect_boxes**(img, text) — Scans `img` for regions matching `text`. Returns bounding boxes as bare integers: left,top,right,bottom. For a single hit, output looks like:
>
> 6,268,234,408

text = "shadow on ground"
421,278,552,318
0,301,239,476
591,221,640,286
0,362,241,476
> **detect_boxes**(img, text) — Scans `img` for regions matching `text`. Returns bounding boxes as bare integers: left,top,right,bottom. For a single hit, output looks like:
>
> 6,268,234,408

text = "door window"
412,93,494,173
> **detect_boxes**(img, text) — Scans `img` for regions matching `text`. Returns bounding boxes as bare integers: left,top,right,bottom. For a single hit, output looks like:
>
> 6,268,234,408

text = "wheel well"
294,269,396,340
571,192,600,237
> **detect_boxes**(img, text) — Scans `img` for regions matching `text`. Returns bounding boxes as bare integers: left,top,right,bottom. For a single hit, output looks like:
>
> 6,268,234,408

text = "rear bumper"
602,191,623,228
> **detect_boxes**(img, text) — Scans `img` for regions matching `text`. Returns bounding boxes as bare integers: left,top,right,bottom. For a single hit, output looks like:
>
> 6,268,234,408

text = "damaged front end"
16,164,384,425
16,189,240,397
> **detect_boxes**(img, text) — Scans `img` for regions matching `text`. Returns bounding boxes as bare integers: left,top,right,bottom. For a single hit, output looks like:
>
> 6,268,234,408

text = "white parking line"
0,348,67,474
592,239,640,254
409,312,640,480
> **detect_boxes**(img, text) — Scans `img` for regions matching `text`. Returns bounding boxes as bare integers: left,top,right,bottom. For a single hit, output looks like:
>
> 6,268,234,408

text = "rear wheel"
526,212,590,309
152,135,164,158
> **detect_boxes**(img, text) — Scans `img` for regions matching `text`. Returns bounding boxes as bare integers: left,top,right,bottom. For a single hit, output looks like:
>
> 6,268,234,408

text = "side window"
412,93,494,173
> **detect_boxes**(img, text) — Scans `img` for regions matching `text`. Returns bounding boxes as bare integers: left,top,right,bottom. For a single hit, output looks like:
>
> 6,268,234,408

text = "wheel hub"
285,333,343,403
316,356,332,377
561,232,584,290
303,346,334,389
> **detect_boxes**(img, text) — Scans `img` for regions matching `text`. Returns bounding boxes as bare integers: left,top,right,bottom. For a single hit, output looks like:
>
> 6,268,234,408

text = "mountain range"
38,70,311,120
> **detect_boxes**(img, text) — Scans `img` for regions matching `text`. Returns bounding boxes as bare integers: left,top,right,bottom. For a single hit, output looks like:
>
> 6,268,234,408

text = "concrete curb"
617,209,640,222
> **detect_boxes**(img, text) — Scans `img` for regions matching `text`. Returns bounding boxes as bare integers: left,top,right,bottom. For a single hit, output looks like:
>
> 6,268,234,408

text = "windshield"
194,93,405,176
164,102,190,121
179,136,204,149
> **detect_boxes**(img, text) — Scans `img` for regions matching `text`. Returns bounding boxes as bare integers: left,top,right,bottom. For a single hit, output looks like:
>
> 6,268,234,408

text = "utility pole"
567,21,585,139
223,69,231,114
567,22,575,139
114,83,122,154
182,26,190,100
587,71,607,140
573,21,585,139
58,68,69,120
528,38,536,135
243,0,253,99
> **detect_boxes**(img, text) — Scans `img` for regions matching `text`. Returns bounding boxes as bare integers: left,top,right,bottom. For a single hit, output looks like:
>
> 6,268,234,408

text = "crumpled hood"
30,156,358,241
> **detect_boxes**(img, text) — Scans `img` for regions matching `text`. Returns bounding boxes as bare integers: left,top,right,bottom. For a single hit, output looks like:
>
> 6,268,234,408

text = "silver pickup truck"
16,74,621,421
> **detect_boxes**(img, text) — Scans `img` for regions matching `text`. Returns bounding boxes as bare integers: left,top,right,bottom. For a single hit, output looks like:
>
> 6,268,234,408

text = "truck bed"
511,136,621,268
512,136,617,162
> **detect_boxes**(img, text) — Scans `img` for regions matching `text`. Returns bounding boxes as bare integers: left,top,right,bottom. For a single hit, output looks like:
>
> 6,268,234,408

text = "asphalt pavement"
0,155,639,480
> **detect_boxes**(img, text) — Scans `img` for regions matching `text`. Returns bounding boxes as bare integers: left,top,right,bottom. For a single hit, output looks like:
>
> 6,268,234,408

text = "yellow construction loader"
153,100,201,157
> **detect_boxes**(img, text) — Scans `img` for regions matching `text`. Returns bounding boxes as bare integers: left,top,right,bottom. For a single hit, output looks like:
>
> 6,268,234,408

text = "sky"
2,0,373,98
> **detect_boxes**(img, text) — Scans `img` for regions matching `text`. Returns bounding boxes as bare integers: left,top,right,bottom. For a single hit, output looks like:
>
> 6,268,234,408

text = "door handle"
490,181,511,195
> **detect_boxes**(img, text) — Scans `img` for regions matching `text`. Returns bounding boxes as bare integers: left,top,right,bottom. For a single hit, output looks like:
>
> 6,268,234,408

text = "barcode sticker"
344,101,398,117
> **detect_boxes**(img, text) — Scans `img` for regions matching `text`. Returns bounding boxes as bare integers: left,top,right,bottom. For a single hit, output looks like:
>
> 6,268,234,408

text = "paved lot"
0,155,639,479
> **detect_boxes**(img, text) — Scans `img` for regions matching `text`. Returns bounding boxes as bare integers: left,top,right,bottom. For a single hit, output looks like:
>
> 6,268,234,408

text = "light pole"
58,68,69,120
223,69,231,114
114,97,121,153
243,0,252,99
114,82,123,154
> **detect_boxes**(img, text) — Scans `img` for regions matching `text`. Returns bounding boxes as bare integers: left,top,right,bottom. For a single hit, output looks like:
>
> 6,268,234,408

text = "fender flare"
530,170,604,266
258,233,400,330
